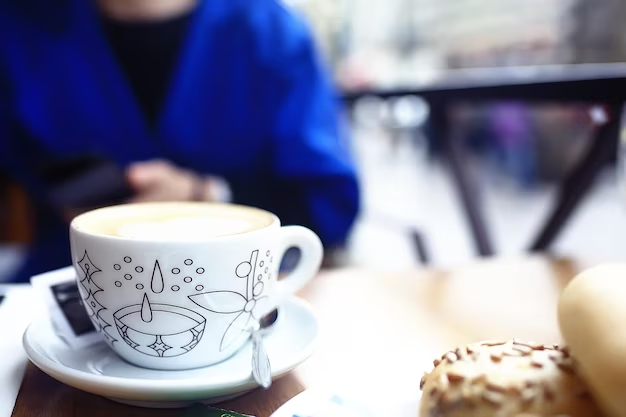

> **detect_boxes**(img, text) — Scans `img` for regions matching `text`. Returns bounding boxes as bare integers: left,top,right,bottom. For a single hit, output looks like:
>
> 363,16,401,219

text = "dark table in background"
343,62,626,257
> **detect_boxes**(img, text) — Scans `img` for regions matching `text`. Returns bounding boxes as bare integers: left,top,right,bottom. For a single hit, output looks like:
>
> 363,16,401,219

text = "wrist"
190,176,205,201
191,176,231,203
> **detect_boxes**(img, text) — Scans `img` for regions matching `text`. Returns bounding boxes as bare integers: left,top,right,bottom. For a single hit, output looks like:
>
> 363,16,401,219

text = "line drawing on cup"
188,249,272,352
112,258,205,293
76,250,117,344
114,293,206,357
109,255,211,356
151,260,165,293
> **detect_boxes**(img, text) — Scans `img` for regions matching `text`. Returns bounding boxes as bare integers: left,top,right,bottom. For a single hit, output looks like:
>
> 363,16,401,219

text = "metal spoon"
251,309,278,389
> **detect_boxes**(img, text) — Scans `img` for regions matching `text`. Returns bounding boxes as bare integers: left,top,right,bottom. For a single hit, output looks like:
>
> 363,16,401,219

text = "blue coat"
0,0,360,282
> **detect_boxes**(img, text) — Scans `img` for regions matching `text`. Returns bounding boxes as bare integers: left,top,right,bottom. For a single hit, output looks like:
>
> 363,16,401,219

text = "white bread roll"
558,264,626,417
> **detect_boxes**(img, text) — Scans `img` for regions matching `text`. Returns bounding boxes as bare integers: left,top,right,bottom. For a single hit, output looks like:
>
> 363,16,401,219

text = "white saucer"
23,297,319,408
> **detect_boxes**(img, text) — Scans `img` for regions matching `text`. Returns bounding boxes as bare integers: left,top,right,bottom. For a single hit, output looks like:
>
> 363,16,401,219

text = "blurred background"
293,0,622,86
293,0,626,269
3,0,626,276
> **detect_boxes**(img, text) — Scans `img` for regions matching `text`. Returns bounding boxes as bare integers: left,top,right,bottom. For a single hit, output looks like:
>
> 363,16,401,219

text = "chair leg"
410,228,430,264
529,106,620,252
430,102,494,256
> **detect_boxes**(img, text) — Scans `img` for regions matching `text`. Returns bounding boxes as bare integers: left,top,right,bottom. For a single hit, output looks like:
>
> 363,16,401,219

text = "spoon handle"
251,331,272,388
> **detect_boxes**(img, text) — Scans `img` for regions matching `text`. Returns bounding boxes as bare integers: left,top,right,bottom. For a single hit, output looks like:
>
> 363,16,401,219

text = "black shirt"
101,10,195,126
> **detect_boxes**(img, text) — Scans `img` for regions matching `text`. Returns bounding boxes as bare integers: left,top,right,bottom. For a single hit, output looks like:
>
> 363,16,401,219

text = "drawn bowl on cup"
114,294,206,358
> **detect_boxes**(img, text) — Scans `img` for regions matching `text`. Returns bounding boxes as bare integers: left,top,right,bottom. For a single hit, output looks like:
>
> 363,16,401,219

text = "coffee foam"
72,202,275,239
116,216,255,239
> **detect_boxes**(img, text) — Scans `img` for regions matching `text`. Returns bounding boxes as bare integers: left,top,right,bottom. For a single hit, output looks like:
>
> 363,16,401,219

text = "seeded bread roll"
419,340,603,417
558,264,626,417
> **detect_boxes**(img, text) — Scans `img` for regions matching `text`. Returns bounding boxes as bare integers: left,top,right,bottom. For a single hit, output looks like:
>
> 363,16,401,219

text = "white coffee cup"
69,202,323,370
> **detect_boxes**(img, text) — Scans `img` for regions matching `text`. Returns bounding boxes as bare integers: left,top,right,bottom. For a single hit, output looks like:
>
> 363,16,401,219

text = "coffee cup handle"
274,226,323,303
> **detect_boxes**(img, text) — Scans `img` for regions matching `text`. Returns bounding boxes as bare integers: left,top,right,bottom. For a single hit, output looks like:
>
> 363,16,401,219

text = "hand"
126,160,205,203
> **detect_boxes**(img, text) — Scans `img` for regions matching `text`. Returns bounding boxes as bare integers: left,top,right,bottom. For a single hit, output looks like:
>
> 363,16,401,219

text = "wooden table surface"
11,255,579,417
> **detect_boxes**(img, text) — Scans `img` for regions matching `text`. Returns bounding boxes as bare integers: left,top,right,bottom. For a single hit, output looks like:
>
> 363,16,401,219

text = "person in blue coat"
0,0,360,282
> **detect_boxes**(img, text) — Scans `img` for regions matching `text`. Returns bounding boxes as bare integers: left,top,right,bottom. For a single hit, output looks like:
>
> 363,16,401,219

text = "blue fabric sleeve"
252,2,360,247
0,50,73,282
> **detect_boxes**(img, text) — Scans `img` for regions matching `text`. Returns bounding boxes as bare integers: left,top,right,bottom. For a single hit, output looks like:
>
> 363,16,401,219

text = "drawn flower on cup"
188,250,271,351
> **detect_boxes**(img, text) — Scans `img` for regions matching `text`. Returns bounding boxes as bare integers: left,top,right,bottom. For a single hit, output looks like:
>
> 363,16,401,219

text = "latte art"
116,217,256,239
72,202,275,239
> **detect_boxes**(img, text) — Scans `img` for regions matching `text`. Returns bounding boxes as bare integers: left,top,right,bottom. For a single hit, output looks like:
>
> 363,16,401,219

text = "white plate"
23,297,319,408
